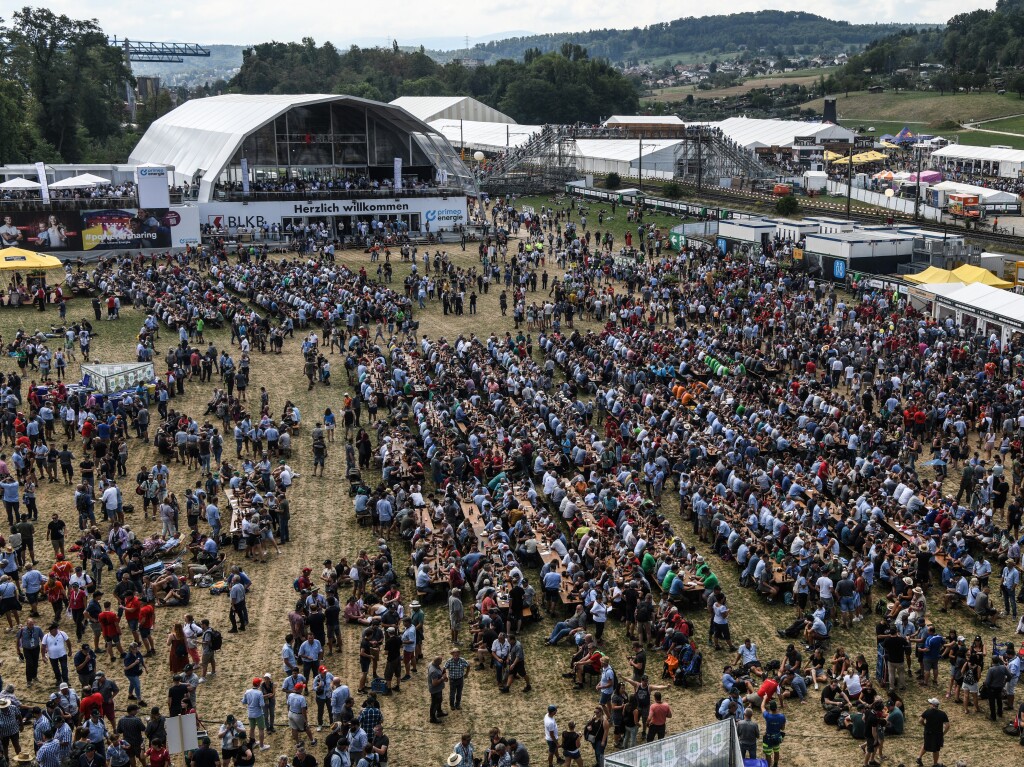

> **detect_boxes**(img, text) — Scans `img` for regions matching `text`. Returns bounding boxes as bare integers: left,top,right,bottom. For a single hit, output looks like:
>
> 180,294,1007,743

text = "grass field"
0,228,1014,767
804,90,1024,126
973,113,1024,134
646,70,833,103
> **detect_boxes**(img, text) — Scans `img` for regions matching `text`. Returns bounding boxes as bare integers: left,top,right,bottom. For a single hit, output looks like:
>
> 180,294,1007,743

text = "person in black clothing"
167,675,190,717
190,738,220,767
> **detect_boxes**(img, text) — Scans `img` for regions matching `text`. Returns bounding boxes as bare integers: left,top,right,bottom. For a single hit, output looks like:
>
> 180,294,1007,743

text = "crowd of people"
0,189,1022,767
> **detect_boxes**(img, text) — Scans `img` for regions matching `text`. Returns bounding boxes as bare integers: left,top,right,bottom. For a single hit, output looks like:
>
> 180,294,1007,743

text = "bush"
663,182,682,199
775,194,799,216
605,172,621,190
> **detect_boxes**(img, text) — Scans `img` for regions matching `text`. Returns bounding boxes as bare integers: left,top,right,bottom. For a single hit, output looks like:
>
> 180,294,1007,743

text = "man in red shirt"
97,601,123,661
758,675,782,709
68,583,87,640
80,688,104,719
123,592,142,646
139,602,156,656
646,691,673,740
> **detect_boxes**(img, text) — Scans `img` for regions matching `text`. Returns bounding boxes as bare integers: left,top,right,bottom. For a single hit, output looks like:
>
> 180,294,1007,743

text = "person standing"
229,576,248,632
543,705,561,767
41,622,71,686
918,698,949,767
241,678,269,751
18,618,44,685
427,656,447,724
500,634,531,694
983,657,1009,721
646,692,672,741
443,648,469,711
761,700,786,767
736,708,759,760
583,708,608,767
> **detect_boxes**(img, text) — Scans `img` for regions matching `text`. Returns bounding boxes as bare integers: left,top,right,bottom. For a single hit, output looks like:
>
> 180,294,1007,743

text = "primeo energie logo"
425,208,463,223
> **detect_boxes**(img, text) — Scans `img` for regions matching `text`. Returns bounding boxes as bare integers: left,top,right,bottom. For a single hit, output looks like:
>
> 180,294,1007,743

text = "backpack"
175,642,187,659
208,629,223,652
823,706,844,726
323,748,344,767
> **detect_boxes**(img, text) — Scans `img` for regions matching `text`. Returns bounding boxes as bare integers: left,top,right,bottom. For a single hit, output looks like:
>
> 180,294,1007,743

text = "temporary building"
428,119,543,152
81,362,156,395
931,144,1024,178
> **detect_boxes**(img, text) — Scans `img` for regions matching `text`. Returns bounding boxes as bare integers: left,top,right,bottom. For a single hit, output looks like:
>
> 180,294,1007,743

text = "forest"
466,12,933,64
231,41,638,124
825,0,1024,93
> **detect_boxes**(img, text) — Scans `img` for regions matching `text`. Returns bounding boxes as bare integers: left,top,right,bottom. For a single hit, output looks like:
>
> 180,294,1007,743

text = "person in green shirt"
702,571,719,591
641,551,657,575
661,569,676,592
884,704,904,735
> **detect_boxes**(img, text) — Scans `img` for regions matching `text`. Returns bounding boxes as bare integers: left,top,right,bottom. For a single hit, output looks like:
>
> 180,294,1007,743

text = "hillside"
465,12,939,64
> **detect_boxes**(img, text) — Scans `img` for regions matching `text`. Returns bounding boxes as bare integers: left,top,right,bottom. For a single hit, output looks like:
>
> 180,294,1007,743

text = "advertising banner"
199,196,468,230
240,158,250,196
135,164,170,209
35,162,49,203
80,208,173,251
393,157,402,190
0,210,82,250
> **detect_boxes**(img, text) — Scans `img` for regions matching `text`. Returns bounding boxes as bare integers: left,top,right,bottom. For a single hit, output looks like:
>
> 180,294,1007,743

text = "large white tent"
931,144,1024,178
49,173,110,189
574,138,682,177
712,116,854,150
0,177,41,190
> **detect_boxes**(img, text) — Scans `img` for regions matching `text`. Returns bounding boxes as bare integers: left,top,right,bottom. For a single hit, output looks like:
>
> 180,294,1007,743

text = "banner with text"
199,196,468,231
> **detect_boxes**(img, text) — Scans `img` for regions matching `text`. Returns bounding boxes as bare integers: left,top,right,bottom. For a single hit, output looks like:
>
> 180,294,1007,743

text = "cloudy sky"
0,0,997,47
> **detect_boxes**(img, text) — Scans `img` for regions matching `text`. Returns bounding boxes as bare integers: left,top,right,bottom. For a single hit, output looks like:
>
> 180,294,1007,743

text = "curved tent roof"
390,96,515,124
129,94,457,202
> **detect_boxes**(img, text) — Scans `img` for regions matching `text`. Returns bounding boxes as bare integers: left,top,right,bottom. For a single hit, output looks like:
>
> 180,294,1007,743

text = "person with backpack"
200,620,220,681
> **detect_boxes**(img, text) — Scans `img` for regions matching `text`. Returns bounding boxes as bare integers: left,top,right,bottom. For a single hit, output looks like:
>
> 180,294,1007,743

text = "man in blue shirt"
761,700,786,767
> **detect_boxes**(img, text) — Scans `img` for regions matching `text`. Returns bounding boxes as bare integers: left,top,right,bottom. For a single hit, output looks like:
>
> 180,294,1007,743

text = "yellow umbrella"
0,246,62,270
880,140,900,149
824,150,843,162
831,156,851,165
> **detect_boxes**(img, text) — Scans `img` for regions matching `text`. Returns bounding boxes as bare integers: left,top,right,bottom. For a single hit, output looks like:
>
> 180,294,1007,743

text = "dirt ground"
0,238,1017,767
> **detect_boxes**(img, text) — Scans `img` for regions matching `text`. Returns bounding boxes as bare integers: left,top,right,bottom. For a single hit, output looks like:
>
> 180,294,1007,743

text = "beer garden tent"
48,173,111,189
0,247,62,270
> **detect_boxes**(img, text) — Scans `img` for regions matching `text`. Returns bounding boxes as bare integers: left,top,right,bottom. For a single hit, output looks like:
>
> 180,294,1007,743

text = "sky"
0,0,1000,47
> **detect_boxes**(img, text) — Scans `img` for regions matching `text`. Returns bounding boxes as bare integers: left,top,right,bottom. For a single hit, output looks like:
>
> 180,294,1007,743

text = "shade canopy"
0,177,42,190
48,173,111,189
905,266,960,284
0,247,63,270
950,263,1013,288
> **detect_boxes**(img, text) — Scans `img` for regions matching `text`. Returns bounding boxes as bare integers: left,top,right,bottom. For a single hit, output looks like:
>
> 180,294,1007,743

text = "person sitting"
735,639,764,678
803,614,830,647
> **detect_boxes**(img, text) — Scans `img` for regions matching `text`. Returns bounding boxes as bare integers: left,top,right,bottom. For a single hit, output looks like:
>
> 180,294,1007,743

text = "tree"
775,194,799,216
934,71,955,95
1012,73,1024,98
605,172,621,189
5,7,132,162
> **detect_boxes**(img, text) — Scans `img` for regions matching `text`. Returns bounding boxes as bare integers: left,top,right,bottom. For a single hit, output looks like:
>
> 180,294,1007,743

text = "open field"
804,90,1024,125
0,224,1015,767
646,71,831,103
973,114,1024,135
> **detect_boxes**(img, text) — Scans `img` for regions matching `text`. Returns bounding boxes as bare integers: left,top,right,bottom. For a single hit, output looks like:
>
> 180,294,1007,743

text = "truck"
947,193,981,220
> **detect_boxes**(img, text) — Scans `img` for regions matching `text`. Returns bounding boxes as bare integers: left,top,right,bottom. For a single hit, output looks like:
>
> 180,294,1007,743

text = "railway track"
673,181,1024,250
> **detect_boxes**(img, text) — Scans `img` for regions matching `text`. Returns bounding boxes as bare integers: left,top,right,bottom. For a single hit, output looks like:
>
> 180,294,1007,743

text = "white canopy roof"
390,96,515,124
428,119,542,152
931,180,1019,204
931,144,1024,164
49,173,110,188
712,117,854,150
0,177,41,190
935,282,1024,325
574,138,682,162
603,115,684,126
130,93,448,202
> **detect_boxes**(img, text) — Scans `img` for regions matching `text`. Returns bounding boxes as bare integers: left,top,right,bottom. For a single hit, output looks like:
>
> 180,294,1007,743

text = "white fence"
827,181,943,221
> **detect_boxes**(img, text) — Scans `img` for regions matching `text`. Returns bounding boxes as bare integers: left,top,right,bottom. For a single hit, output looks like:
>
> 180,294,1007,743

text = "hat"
318,666,327,673
14,754,33,762
410,601,420,608
902,577,913,586
913,587,924,595
0,700,9,710
449,647,459,653
957,636,966,642
302,568,312,574
548,704,558,712
386,627,396,634
253,678,262,686
264,673,272,679
447,755,463,767
927,697,941,706
59,683,69,691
